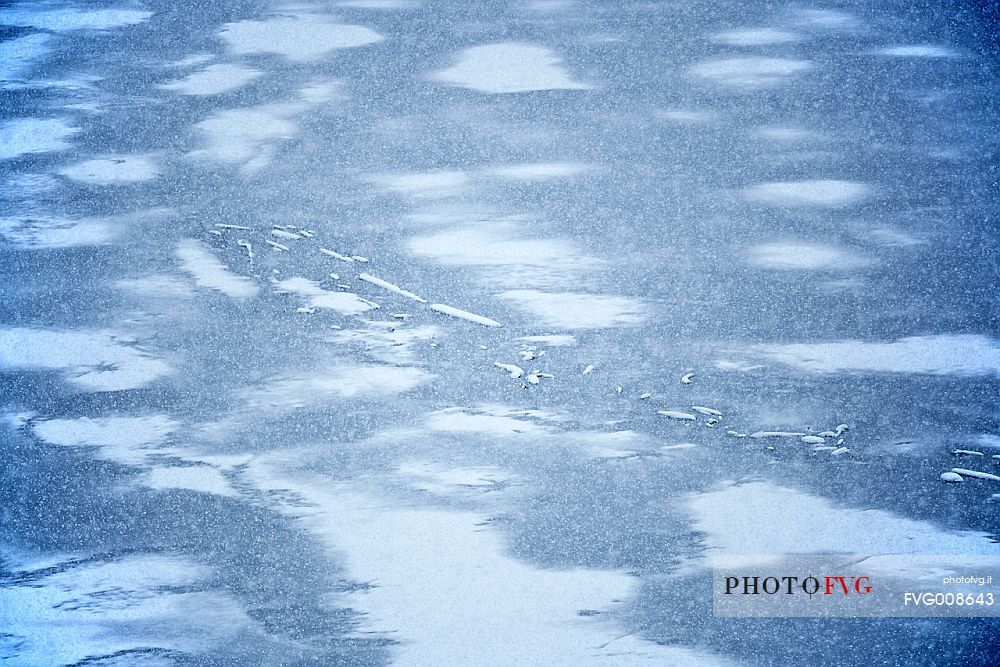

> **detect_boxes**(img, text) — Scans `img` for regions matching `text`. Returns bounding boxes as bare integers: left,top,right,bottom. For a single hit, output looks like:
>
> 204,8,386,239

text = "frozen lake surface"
1,0,999,664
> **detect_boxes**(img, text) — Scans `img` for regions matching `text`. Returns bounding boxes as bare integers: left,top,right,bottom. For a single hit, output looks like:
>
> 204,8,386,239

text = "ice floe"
358,272,427,302
430,303,501,327
951,468,1000,482
659,410,697,421
0,117,78,159
746,242,869,270
750,334,1000,376
0,328,172,391
158,63,264,95
743,180,871,207
689,57,812,89
431,42,593,93
177,239,258,298
58,154,160,185
499,290,647,328
219,15,383,62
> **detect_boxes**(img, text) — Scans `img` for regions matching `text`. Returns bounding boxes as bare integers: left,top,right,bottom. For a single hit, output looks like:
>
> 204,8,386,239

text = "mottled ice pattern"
3,0,1000,665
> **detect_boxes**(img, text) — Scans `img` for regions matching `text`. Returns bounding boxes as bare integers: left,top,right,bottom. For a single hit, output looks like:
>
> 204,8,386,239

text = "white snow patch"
690,57,812,89
219,15,383,62
751,334,1000,376
0,33,52,81
426,407,550,435
159,63,264,95
140,466,236,497
489,162,590,180
116,274,196,299
338,0,419,7
58,154,160,185
368,170,469,199
32,415,177,466
744,180,871,207
408,221,596,288
166,53,215,68
879,45,958,58
0,117,78,159
0,328,172,391
245,469,732,666
0,6,152,31
238,365,432,412
431,42,593,93
177,239,258,299
710,28,801,46
398,461,512,495
518,334,577,347
746,242,869,270
188,82,341,172
752,126,822,142
329,323,440,364
0,554,248,667
277,276,379,314
0,215,115,248
500,290,647,329
690,481,997,555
